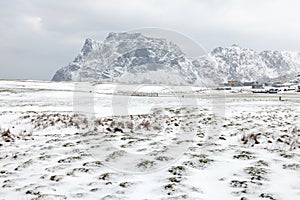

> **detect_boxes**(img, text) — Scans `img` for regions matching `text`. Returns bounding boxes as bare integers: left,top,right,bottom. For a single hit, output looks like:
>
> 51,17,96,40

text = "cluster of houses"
217,80,300,93
218,80,264,88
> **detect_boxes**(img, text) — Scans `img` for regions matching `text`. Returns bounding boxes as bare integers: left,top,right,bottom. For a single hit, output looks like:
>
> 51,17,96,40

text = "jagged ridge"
52,32,300,84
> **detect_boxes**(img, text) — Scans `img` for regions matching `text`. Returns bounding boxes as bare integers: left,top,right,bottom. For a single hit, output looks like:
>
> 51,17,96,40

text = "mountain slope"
52,32,300,84
52,32,199,85
193,45,300,83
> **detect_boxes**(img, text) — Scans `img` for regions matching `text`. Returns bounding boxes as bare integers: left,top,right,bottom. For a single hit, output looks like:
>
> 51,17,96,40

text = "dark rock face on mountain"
52,32,300,85
52,32,199,85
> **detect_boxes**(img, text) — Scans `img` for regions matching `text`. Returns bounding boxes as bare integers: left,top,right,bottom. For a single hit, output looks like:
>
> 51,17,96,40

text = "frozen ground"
0,80,299,200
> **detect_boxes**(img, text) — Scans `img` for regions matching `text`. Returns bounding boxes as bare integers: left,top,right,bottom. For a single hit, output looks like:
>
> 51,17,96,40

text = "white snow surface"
0,80,299,200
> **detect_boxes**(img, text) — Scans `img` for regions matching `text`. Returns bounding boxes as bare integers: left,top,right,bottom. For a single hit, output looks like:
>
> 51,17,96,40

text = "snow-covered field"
0,80,299,200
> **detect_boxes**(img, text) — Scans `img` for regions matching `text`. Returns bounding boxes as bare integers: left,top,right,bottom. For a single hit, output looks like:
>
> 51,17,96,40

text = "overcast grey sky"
1,0,300,80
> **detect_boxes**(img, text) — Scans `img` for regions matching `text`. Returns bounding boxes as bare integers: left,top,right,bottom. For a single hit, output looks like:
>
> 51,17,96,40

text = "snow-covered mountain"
52,32,199,85
52,32,300,84
193,45,300,83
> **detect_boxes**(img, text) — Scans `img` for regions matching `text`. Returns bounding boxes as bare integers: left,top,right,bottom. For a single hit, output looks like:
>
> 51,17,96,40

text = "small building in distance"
252,84,264,89
243,81,256,86
227,80,243,87
220,80,243,87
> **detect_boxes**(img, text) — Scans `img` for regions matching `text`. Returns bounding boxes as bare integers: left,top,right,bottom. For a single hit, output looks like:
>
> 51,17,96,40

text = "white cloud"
22,16,43,33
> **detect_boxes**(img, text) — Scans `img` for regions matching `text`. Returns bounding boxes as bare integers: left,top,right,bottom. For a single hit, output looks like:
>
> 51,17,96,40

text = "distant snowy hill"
52,32,300,85
193,45,300,83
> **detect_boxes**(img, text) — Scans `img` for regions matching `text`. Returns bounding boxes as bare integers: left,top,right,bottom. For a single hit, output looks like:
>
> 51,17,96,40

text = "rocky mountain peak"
81,38,98,56
52,32,300,85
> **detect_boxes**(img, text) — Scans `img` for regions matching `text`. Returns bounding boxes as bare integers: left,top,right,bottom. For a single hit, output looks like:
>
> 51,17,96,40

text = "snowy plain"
0,80,299,200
